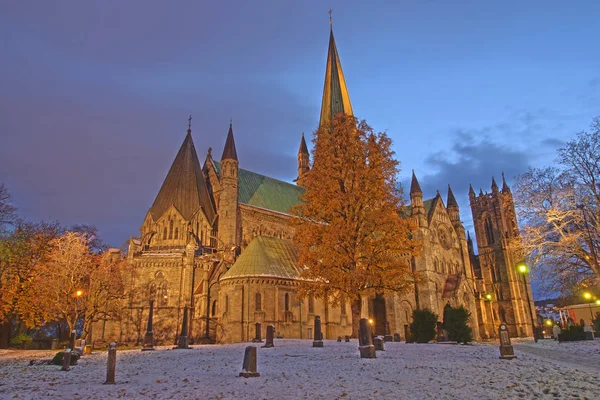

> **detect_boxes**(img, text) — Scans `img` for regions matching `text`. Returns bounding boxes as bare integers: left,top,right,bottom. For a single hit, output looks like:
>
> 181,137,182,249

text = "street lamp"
582,292,596,323
517,263,538,342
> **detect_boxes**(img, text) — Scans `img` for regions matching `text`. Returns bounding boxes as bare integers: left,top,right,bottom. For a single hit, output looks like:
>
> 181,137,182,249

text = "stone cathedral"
95,24,534,344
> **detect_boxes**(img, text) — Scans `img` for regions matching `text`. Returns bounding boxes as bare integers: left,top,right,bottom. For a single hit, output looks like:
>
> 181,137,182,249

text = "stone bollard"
373,336,385,351
337,336,342,342
344,335,350,342
142,300,155,351
313,316,324,347
262,325,274,348
498,323,517,360
104,342,117,384
358,318,376,358
239,346,260,378
393,333,401,342
61,349,72,371
252,322,263,343
177,306,190,349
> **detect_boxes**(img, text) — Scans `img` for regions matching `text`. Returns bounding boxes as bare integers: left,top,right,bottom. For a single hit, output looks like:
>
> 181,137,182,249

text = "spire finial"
329,8,333,28
187,115,192,134
229,117,232,127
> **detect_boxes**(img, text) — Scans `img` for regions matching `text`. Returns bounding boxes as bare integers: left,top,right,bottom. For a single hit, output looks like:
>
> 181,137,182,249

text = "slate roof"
400,198,434,218
221,123,238,161
150,131,216,223
319,27,353,127
221,236,299,280
213,161,304,215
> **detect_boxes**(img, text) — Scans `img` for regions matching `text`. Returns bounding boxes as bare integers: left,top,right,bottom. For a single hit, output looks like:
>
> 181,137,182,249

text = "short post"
312,316,324,347
252,322,263,343
358,318,376,358
383,322,393,342
177,306,190,349
393,333,401,342
337,336,342,342
344,335,350,342
498,323,517,360
239,346,260,378
104,342,117,384
142,300,155,351
262,325,274,348
69,330,77,351
61,349,72,371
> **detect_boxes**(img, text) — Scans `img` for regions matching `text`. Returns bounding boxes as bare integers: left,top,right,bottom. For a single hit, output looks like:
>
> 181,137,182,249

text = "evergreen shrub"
443,305,473,344
410,308,437,343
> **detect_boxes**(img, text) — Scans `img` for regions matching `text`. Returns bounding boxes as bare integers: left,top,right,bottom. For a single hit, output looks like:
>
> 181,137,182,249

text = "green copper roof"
399,198,435,218
213,161,304,214
221,236,299,280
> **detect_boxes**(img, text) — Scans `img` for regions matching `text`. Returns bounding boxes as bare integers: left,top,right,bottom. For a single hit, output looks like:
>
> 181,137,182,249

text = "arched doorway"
371,294,387,336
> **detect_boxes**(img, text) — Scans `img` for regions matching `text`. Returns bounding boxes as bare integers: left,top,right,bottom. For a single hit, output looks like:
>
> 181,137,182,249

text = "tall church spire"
319,18,353,128
221,122,238,161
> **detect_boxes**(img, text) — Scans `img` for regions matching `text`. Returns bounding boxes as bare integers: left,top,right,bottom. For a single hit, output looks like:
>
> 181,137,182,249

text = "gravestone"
252,322,263,343
337,336,342,342
239,346,260,378
69,330,77,351
262,325,274,348
313,316,324,347
358,318,376,358
344,335,350,342
393,333,401,342
436,322,447,342
383,322,393,342
61,349,71,371
498,323,517,360
104,342,117,384
583,324,595,340
177,306,190,349
142,300,155,351
373,336,385,351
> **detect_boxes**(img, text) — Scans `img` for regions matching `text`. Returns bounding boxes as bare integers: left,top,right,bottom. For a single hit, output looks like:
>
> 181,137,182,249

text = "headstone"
552,324,561,340
177,306,190,349
498,323,517,360
583,325,594,340
313,316,324,347
383,322,393,342
358,318,376,358
252,322,263,343
436,322,447,342
61,350,71,371
393,333,401,342
337,336,342,342
262,325,274,348
239,346,260,378
373,336,385,351
84,345,92,355
344,335,350,342
142,300,155,351
104,342,117,384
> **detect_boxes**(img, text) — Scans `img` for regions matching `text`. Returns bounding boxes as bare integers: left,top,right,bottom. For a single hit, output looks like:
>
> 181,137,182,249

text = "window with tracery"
255,293,262,311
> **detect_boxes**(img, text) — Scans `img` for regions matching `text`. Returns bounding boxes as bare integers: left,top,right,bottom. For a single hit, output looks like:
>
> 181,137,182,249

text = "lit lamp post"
517,264,538,342
582,292,597,324
484,293,495,336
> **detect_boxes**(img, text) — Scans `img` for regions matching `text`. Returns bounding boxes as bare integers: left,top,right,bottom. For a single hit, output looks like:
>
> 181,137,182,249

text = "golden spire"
319,12,353,128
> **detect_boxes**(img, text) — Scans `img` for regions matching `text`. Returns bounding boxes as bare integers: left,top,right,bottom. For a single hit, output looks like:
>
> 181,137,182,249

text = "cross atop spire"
329,9,333,28
187,115,192,134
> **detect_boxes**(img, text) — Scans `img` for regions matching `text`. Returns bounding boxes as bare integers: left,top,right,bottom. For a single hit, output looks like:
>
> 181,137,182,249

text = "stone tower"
296,132,310,184
218,122,239,249
410,171,426,228
469,174,534,337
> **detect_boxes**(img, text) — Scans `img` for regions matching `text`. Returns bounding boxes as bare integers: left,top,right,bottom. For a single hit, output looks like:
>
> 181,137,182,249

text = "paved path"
513,342,600,372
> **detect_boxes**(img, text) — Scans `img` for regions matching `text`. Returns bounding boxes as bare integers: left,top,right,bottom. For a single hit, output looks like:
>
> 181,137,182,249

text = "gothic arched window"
169,220,174,240
341,301,346,315
225,295,229,313
485,216,494,245
285,293,290,312
163,227,167,240
308,295,314,314
255,293,262,311
174,227,178,240
159,282,168,306
211,300,217,316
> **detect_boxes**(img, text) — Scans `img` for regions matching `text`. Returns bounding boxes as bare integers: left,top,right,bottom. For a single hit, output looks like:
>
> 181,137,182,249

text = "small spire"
298,132,309,155
469,184,475,197
410,170,422,195
187,115,192,134
491,176,499,193
447,184,458,208
479,188,484,196
501,171,510,192
221,122,238,161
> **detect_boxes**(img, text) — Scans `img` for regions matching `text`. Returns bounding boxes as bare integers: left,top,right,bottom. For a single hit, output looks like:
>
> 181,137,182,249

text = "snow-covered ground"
1,339,599,399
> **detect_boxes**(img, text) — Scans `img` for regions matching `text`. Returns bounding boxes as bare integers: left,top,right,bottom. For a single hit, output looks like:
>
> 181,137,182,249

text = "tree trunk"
0,320,11,349
350,296,362,338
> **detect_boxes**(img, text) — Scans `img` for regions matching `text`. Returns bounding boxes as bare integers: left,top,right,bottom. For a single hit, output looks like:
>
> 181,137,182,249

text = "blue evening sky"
1,1,599,296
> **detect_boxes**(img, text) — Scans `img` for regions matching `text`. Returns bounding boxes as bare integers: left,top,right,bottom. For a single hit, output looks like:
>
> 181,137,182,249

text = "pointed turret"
491,176,499,193
149,123,216,224
221,122,238,161
297,132,310,185
501,171,511,193
447,184,460,224
469,184,475,200
319,24,353,127
219,122,239,248
409,170,425,228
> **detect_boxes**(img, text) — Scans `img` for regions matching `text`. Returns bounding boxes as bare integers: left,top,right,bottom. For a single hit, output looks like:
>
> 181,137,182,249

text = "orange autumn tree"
293,114,420,337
